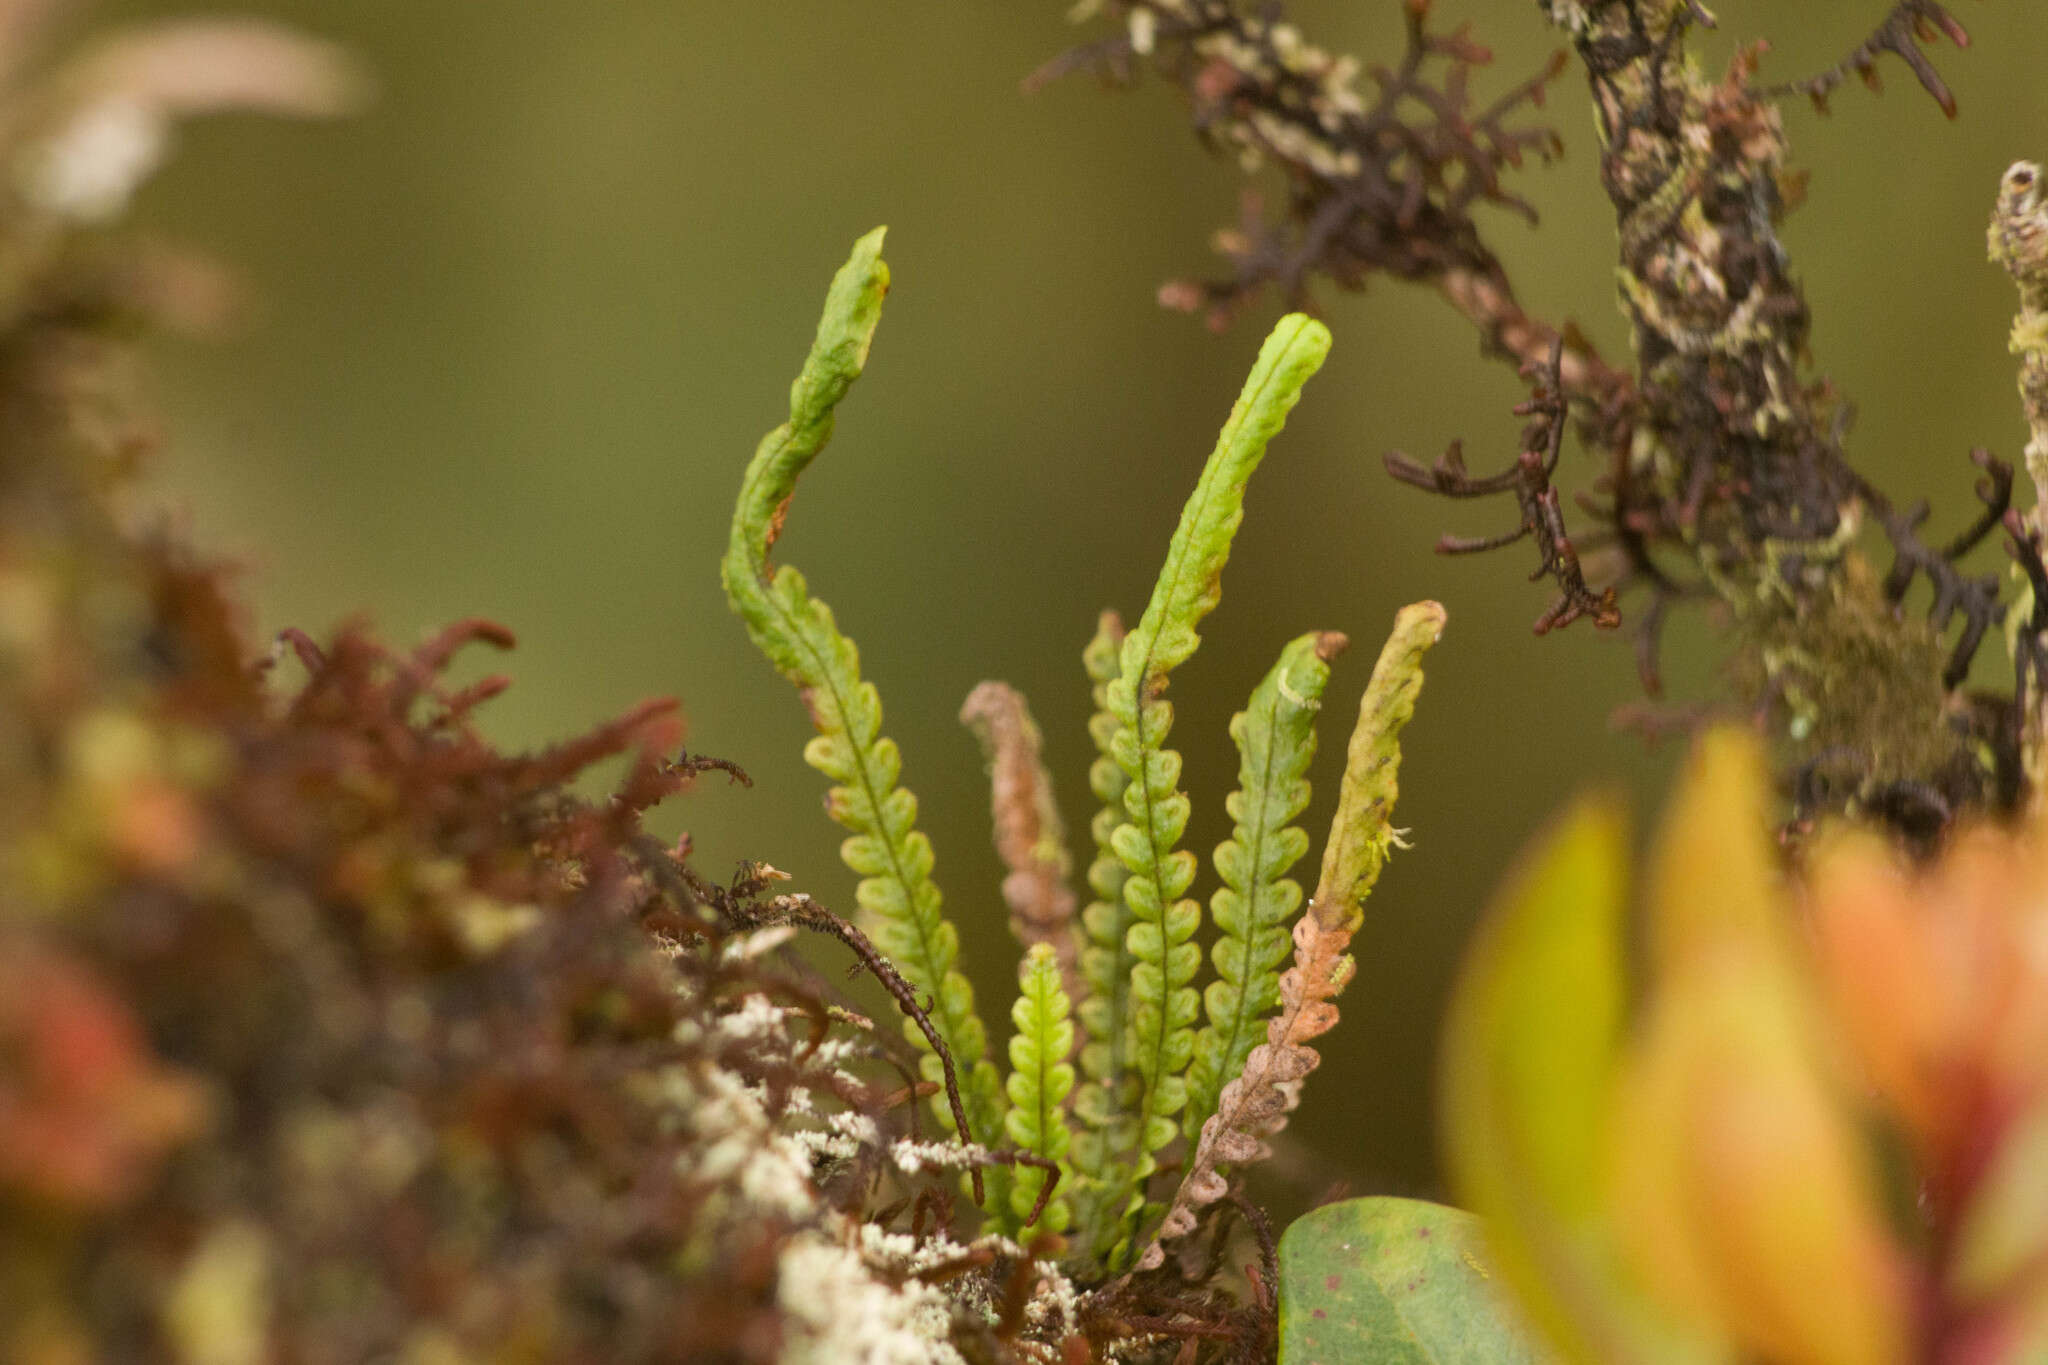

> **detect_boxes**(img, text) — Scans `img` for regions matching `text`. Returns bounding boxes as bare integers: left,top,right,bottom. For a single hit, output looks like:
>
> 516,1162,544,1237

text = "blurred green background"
101,0,2048,1200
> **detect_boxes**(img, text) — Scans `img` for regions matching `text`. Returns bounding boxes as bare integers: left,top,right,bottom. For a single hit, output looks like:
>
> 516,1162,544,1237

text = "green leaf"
1070,609,1137,1250
1278,1196,1554,1365
1004,943,1077,1234
1310,601,1444,933
1438,799,1726,1365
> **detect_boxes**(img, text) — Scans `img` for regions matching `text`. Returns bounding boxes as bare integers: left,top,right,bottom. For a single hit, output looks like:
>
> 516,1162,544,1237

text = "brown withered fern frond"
961,680,1082,1002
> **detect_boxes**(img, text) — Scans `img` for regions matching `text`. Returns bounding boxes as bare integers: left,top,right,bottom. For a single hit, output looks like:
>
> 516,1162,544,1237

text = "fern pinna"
724,230,1443,1265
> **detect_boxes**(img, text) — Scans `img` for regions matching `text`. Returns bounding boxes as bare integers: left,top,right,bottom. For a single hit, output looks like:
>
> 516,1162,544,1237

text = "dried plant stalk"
1134,601,1443,1272
961,680,1080,1000
1991,162,2048,808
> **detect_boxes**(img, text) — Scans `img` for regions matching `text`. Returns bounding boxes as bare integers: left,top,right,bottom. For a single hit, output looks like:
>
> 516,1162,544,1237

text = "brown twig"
744,892,986,1205
1759,0,1973,118
1386,340,1620,636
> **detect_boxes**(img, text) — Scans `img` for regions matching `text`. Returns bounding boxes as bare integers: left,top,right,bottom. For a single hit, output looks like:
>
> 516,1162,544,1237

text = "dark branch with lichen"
1054,0,2048,844
1536,0,2028,843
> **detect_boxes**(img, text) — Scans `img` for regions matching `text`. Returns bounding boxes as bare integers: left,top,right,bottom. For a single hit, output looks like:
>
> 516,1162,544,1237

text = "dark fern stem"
1850,449,2011,692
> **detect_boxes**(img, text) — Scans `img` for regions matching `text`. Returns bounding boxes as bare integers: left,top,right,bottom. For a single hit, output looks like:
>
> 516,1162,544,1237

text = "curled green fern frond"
1071,609,1135,1246
1005,942,1077,1236
720,228,1006,1183
1183,628,1345,1145
1102,313,1332,1262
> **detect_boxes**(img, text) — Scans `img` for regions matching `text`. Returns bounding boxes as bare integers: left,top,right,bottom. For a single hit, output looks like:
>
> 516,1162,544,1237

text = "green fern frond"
1183,629,1344,1145
1070,609,1136,1245
1131,605,1443,1273
720,229,1006,1186
1101,313,1332,1262
1004,943,1077,1236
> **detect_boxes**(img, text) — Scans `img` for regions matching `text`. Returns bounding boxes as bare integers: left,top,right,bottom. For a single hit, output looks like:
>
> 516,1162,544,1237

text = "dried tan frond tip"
59,20,368,119
962,680,1080,1000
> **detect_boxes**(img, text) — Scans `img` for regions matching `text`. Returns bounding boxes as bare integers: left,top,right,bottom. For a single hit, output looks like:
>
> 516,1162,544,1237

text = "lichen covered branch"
1038,0,1635,434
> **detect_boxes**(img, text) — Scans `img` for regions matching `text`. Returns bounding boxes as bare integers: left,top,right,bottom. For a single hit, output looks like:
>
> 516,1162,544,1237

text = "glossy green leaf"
1278,1196,1553,1365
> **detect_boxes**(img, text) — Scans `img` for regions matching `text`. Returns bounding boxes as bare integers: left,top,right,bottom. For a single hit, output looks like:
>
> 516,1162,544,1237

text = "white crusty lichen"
1540,1,1594,35
674,1063,818,1222
777,1231,965,1365
889,1137,997,1175
669,986,1092,1363
670,1009,970,1364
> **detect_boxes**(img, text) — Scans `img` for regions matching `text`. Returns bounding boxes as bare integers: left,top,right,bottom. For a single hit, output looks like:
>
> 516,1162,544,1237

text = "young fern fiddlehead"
720,228,1007,1208
1005,943,1077,1235
1182,628,1345,1145
1070,610,1137,1242
1101,313,1333,1263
